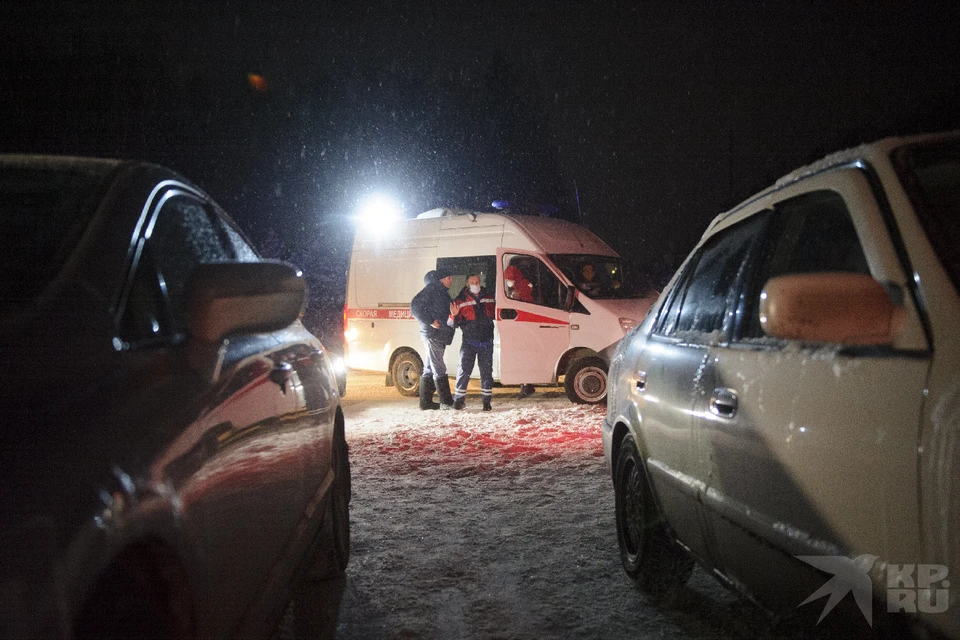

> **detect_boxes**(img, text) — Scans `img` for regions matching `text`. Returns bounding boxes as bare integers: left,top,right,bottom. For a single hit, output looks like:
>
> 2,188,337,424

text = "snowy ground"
281,371,861,639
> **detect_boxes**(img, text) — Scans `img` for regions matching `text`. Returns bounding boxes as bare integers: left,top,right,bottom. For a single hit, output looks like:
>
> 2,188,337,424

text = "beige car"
602,131,959,637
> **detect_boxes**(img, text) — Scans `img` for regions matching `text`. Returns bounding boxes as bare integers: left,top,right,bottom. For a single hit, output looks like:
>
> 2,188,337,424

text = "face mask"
469,284,481,295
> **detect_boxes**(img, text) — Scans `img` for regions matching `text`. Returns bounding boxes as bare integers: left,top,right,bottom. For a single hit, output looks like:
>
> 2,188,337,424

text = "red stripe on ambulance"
499,309,570,325
346,308,414,320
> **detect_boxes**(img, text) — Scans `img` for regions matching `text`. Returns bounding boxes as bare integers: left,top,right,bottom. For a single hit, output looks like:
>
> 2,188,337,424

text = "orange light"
247,73,268,92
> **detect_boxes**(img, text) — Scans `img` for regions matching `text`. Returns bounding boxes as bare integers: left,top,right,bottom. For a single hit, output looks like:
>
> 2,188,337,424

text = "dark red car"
0,155,350,638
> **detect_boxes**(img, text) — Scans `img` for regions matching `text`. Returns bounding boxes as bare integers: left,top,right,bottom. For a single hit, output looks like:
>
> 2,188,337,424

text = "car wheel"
74,546,193,640
564,356,607,404
614,435,693,599
310,416,351,578
330,417,351,571
392,351,422,397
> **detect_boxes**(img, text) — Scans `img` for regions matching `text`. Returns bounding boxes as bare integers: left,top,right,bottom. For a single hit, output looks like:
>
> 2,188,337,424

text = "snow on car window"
151,196,234,326
222,222,259,262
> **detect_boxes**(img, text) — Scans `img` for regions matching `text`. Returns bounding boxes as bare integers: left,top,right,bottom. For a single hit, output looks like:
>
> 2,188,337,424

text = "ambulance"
343,207,655,403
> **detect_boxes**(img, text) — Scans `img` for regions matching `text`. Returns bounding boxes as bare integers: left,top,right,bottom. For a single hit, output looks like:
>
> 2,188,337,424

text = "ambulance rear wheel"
392,351,423,397
565,356,608,404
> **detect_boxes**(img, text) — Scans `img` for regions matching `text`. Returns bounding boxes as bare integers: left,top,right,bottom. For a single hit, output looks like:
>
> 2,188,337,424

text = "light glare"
357,193,402,230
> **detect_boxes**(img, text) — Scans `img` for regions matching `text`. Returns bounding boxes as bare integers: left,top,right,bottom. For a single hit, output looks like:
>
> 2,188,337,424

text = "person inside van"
504,262,534,302
578,262,603,297
451,274,496,411
410,269,456,410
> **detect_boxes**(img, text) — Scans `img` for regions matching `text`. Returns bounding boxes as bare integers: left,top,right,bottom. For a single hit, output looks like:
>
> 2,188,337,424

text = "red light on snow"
350,411,607,478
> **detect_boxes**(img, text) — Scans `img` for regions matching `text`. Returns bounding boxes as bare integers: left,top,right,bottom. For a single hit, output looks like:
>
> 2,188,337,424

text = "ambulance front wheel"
565,356,608,404
392,351,423,397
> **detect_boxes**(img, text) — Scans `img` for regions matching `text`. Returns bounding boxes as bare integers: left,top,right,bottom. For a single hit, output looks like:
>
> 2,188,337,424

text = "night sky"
4,1,960,346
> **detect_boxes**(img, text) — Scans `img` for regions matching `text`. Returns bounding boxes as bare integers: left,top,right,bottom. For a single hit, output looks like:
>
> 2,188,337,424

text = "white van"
344,208,655,403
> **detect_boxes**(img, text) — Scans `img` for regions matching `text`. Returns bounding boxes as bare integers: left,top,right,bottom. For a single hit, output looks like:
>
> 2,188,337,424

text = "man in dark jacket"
451,274,496,411
410,268,456,409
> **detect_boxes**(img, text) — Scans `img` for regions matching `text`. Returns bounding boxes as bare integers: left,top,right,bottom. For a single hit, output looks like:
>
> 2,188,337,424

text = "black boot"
518,384,535,399
482,398,492,412
454,396,466,410
419,376,440,410
436,376,455,410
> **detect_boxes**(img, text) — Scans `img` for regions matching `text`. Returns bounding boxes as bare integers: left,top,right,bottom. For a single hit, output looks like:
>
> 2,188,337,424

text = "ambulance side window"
437,255,497,297
501,253,564,310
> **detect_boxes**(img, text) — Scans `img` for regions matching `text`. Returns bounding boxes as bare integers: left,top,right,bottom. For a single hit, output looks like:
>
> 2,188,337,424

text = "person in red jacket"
504,263,534,302
451,274,496,411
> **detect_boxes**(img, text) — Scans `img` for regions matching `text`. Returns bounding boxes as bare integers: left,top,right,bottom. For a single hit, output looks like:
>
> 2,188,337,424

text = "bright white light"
357,193,402,230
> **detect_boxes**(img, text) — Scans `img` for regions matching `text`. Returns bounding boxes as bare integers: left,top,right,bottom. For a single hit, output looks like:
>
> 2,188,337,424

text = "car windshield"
894,142,960,295
548,254,642,299
0,161,114,315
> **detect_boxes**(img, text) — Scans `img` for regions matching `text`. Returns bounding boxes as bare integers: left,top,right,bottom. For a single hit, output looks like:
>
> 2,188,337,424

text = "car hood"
579,294,656,322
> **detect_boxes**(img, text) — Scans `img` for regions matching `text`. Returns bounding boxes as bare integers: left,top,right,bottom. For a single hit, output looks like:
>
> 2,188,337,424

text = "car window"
117,243,171,343
548,254,639,299
222,220,260,262
119,192,240,344
501,253,565,309
654,214,766,341
894,142,960,295
651,259,694,336
739,189,871,341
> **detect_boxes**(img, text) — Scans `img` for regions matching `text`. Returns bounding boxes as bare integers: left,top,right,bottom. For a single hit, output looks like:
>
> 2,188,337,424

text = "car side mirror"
186,261,306,342
759,272,904,346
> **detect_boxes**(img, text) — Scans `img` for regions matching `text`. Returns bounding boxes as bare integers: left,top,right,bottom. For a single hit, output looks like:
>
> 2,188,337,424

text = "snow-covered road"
281,371,850,639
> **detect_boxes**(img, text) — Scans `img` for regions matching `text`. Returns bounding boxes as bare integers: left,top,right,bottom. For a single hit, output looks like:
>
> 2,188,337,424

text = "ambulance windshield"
549,254,644,300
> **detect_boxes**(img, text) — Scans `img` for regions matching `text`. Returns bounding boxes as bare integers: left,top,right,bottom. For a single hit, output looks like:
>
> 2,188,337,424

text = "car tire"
564,356,607,404
614,435,693,600
309,415,351,578
74,546,193,640
392,351,422,397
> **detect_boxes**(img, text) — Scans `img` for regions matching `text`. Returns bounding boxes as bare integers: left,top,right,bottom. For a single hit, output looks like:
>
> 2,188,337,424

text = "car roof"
0,153,124,173
705,129,960,235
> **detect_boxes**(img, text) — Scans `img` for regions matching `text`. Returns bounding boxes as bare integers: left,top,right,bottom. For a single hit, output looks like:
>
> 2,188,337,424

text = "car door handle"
500,308,518,320
709,388,738,418
636,371,647,392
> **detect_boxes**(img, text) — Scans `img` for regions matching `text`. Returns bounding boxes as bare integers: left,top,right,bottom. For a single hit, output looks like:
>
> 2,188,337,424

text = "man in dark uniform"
451,274,496,411
410,269,456,410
